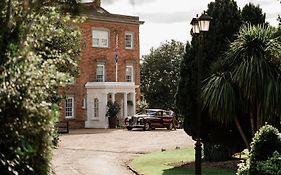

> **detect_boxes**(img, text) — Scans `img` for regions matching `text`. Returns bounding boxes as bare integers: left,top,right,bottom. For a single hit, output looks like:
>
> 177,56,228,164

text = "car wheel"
143,123,150,131
127,126,132,130
167,123,173,130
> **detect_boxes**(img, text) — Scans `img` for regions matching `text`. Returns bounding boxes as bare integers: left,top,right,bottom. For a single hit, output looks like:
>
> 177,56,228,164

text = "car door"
151,111,162,128
162,111,173,126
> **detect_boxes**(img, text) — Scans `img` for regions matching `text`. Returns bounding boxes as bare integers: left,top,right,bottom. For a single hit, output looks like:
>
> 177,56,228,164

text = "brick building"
61,0,144,128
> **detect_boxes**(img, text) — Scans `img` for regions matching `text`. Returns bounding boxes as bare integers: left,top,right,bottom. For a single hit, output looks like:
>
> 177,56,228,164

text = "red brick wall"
60,18,141,128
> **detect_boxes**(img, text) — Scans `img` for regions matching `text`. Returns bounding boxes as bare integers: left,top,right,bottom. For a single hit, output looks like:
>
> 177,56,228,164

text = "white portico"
85,82,137,128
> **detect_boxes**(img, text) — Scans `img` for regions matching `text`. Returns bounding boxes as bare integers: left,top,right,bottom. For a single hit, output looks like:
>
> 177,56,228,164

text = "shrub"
0,2,81,174
236,124,281,175
204,143,232,161
106,101,120,118
256,151,281,175
237,159,250,175
250,125,281,161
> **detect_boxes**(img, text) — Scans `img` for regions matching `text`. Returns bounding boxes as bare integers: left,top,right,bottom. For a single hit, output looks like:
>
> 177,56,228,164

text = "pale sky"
101,0,281,56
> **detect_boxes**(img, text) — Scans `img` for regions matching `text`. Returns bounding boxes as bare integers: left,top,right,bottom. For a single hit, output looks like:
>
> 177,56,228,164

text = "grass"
130,148,236,175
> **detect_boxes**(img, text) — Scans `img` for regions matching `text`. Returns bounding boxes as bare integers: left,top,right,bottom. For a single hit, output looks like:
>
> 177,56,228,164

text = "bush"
106,101,120,118
256,151,281,175
204,143,232,161
0,2,81,174
237,124,281,175
250,125,281,161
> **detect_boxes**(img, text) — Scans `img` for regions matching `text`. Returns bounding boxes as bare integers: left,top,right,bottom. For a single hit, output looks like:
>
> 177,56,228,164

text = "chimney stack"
94,0,101,7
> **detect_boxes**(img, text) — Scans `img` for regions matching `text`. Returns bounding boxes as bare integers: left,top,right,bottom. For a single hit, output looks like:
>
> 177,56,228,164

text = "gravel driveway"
52,129,195,175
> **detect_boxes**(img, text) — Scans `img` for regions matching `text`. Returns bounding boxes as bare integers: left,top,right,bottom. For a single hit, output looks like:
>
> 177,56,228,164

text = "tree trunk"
250,112,256,137
234,116,250,150
256,103,261,131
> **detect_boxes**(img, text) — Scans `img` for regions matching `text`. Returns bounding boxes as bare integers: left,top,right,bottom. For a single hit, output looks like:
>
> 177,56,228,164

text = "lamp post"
190,11,212,175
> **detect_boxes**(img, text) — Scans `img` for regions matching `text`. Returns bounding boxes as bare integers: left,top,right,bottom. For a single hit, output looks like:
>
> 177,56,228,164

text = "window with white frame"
126,65,133,82
125,32,134,49
82,97,86,109
65,96,74,119
93,98,99,118
92,29,109,48
96,63,105,82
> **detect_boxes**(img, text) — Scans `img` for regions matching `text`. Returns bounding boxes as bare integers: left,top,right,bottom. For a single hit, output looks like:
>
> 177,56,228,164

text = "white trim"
65,96,74,119
85,82,137,128
80,0,93,3
125,65,134,82
125,32,134,49
92,29,109,48
82,97,86,109
85,82,137,90
93,98,99,118
96,64,105,82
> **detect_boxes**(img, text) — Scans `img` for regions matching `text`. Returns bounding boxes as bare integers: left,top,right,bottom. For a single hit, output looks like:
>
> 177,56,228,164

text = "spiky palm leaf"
202,72,238,124
225,24,281,122
202,24,281,146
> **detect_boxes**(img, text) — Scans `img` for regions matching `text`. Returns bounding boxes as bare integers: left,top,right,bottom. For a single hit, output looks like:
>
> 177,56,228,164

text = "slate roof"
80,2,144,25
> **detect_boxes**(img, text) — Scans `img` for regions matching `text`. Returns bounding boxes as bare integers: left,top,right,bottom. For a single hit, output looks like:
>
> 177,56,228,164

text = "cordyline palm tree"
202,24,281,150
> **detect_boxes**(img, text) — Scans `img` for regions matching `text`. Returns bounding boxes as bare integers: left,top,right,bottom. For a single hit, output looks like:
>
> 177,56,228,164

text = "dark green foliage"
61,0,80,15
202,24,281,152
141,40,185,109
177,0,281,160
256,151,281,175
225,25,281,133
249,125,281,162
106,101,120,118
0,1,81,174
237,125,281,175
0,0,69,65
205,0,242,72
175,43,196,134
203,143,232,162
176,0,244,155
241,3,266,25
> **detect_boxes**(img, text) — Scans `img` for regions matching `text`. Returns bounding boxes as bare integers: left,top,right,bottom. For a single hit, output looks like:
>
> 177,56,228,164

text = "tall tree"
241,3,266,25
176,0,247,159
202,25,281,149
205,0,242,71
141,40,185,110
176,0,242,139
0,1,82,174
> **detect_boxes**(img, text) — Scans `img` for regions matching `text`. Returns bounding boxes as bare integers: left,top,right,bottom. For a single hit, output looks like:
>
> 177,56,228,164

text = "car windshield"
146,111,157,116
145,109,164,116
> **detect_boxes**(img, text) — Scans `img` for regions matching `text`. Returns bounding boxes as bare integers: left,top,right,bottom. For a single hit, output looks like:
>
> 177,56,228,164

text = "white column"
123,93,128,118
132,91,136,115
111,93,115,102
115,63,118,82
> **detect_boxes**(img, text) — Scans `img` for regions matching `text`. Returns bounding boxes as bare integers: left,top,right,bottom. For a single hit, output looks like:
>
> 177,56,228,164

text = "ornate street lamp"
198,12,212,32
190,16,199,34
190,11,212,175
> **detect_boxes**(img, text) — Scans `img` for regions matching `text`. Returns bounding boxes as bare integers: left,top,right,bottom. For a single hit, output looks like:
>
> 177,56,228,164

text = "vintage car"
124,109,174,131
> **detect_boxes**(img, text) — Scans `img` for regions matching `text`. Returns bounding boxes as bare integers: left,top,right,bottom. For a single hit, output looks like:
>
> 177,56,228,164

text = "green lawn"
130,148,235,175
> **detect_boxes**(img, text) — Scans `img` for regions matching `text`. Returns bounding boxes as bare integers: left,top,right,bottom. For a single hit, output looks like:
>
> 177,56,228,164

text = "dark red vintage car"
124,109,174,131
